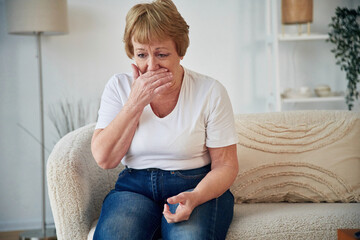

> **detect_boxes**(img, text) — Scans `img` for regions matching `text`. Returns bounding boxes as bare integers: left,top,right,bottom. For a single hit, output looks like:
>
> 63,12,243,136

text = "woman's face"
132,38,183,77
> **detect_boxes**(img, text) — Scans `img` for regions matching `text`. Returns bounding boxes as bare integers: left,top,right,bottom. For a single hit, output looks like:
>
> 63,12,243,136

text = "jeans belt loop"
125,165,132,173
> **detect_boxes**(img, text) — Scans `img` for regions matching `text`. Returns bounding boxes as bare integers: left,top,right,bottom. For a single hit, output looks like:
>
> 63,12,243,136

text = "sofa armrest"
47,123,124,240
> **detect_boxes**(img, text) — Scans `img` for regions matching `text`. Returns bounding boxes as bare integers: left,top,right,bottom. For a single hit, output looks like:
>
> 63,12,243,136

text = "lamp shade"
282,0,313,25
5,0,68,35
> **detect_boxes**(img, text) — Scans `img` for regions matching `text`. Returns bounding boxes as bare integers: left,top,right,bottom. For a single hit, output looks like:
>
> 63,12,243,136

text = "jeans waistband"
125,166,161,172
125,164,211,173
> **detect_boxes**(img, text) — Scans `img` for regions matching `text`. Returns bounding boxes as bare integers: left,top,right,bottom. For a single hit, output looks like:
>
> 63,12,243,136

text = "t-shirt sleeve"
95,75,124,129
205,81,238,148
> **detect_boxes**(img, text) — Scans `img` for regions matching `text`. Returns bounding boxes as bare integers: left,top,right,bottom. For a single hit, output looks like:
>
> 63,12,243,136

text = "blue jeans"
93,164,234,240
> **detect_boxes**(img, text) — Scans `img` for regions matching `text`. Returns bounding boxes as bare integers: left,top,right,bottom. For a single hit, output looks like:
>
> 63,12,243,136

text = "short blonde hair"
123,0,190,59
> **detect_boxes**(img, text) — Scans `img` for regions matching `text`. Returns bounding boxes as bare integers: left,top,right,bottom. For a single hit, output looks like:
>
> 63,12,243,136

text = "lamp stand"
19,32,57,240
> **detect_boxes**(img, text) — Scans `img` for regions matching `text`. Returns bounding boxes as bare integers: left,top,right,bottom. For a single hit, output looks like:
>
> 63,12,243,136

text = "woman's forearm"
192,163,238,207
91,102,143,169
192,145,238,207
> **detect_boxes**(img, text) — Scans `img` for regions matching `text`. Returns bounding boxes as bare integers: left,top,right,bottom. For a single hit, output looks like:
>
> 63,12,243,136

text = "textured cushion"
231,111,360,203
226,203,360,240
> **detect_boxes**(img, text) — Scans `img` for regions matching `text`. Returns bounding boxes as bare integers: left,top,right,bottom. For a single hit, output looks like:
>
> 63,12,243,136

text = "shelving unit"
282,96,344,103
278,33,328,41
265,0,346,111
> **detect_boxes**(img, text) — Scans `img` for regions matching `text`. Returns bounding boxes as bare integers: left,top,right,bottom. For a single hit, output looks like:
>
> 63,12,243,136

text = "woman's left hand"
163,145,238,224
163,191,199,223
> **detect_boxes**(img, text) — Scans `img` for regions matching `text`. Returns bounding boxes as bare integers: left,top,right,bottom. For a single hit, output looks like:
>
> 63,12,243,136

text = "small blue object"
354,231,360,239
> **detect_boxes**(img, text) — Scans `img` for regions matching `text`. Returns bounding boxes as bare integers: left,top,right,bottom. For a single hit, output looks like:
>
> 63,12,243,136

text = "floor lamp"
5,0,68,239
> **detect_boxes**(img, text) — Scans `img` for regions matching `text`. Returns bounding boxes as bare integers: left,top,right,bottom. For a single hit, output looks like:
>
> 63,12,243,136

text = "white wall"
0,0,358,231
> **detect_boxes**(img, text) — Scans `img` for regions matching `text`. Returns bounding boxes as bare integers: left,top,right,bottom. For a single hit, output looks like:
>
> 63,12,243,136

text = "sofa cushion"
87,203,360,240
226,203,360,240
231,111,360,203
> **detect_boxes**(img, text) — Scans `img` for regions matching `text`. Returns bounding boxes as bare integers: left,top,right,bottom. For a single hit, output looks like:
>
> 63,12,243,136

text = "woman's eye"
158,54,169,58
137,53,146,58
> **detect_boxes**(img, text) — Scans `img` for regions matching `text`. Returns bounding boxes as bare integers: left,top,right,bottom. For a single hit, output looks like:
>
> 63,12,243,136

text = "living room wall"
0,0,357,231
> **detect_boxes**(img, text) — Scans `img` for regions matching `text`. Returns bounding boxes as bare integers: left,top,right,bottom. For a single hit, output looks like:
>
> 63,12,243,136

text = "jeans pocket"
117,168,129,179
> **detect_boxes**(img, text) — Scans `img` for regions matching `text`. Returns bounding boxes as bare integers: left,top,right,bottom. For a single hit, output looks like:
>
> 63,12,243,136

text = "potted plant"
327,6,360,110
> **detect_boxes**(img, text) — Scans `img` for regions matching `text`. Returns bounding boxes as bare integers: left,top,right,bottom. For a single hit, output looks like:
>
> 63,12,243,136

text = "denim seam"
150,224,161,240
151,171,158,201
209,198,218,240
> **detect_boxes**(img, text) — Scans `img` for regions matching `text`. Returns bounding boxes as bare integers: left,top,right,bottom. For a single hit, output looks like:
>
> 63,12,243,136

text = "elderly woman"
91,0,238,239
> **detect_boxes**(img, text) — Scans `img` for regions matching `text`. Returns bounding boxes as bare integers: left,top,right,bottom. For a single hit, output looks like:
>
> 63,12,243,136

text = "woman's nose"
147,56,160,71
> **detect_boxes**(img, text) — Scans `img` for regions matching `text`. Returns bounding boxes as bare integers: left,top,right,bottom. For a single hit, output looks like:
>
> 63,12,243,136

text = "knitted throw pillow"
231,111,360,203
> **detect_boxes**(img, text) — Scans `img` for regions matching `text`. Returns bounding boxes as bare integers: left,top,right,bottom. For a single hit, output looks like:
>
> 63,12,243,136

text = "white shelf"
282,96,344,103
278,33,329,41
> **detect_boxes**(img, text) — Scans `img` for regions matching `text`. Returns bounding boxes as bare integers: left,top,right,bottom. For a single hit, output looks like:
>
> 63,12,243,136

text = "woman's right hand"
127,64,173,110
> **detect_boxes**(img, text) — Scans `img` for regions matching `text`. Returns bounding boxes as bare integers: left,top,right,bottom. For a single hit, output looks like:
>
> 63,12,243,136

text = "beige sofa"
47,110,360,240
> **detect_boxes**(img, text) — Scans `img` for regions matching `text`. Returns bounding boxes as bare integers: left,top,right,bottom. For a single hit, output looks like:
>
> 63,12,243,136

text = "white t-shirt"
95,67,238,170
